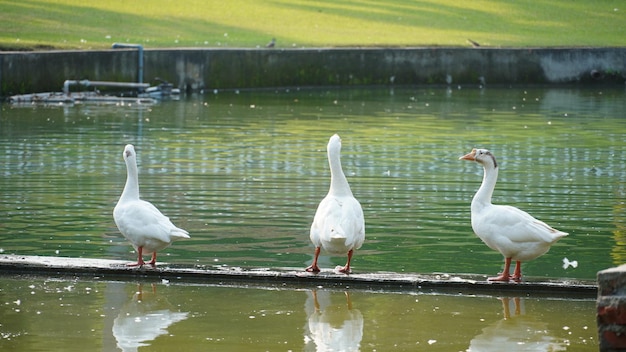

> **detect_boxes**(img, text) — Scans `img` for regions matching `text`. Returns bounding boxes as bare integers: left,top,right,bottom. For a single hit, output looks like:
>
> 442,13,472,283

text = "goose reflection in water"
304,290,363,352
468,297,566,352
113,284,188,352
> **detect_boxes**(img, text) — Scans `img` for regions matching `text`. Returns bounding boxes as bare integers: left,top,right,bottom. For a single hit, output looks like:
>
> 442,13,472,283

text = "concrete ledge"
0,254,596,298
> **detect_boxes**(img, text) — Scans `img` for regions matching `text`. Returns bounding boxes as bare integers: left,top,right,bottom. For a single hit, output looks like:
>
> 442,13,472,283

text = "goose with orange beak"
459,148,568,281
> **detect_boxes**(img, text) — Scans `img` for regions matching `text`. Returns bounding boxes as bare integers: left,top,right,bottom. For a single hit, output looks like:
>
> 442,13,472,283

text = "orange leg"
305,247,321,273
512,260,522,282
127,246,146,267
337,249,354,274
501,297,511,319
312,290,320,311
500,297,522,319
513,297,521,315
488,257,511,281
136,284,144,300
147,252,157,267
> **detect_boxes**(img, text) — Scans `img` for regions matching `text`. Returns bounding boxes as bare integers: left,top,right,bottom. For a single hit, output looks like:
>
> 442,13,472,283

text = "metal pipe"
111,43,144,86
79,80,149,89
63,80,78,95
63,79,149,95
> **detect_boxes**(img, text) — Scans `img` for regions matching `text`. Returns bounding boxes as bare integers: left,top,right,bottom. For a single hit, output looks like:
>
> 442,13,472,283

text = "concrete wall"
1,47,625,97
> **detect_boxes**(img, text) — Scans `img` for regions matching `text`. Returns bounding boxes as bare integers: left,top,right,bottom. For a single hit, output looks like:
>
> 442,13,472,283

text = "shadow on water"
111,283,189,351
468,297,569,351
0,276,597,351
304,290,363,351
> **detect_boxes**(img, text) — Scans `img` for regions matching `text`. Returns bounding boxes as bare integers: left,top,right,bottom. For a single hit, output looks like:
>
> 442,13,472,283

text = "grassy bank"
1,0,624,51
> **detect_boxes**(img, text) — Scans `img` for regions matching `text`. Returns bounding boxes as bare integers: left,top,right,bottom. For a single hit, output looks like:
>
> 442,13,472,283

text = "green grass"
0,0,624,50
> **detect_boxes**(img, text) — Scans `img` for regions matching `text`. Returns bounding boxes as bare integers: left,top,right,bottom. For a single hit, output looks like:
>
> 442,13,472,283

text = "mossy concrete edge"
0,254,597,298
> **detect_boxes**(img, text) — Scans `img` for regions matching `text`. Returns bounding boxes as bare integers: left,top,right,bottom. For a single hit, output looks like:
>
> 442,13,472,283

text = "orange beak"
459,148,477,161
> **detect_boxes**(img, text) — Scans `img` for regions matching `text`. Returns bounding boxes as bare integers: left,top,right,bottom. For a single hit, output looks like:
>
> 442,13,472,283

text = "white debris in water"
428,339,437,345
563,257,578,269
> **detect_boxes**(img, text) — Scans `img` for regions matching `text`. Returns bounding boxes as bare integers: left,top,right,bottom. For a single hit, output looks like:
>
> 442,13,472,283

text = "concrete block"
597,265,626,351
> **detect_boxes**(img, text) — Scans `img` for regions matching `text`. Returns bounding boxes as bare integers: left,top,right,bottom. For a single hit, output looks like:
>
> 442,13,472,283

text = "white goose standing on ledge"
113,144,190,267
459,148,568,282
306,134,365,274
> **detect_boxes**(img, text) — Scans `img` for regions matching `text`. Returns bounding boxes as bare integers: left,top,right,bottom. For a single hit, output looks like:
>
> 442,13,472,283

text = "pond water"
0,86,623,350
0,276,597,351
1,86,624,279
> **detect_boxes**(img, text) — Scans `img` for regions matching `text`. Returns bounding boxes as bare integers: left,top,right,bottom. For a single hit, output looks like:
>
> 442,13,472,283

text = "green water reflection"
0,276,596,351
1,87,625,280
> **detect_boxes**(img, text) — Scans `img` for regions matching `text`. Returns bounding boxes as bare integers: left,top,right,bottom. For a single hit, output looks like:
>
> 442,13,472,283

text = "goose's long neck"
120,158,140,201
472,162,498,210
329,150,353,196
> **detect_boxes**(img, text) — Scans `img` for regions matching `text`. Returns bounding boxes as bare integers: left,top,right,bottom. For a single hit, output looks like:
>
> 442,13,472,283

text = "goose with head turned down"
306,134,365,274
459,148,567,282
113,144,190,267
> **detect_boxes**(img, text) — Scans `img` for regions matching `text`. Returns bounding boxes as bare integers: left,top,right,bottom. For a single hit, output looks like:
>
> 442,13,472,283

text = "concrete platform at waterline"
0,254,596,298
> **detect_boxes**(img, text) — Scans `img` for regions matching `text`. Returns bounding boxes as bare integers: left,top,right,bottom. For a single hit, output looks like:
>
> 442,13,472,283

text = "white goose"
306,134,365,274
459,148,567,281
113,284,189,351
113,144,190,267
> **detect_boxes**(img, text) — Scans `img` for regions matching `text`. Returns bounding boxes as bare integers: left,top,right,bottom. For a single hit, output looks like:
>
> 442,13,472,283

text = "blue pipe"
112,43,144,87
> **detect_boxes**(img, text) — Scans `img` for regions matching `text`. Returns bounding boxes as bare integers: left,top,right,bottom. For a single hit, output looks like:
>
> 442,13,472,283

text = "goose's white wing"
114,199,189,250
473,204,567,244
472,204,567,261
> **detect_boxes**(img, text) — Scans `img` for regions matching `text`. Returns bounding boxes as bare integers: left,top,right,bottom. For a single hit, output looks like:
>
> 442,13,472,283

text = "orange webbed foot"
305,265,321,273
336,266,352,275
487,274,511,282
